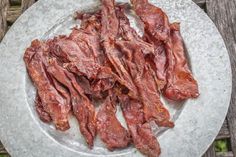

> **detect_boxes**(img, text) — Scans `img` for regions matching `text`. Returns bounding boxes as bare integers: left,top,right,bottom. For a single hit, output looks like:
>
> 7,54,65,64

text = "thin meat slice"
130,0,170,87
49,36,116,97
49,14,117,96
96,93,130,150
24,40,71,131
69,20,104,65
116,5,165,89
144,35,167,89
131,0,199,100
35,94,52,123
131,0,170,41
101,0,138,99
163,23,199,100
46,58,96,148
48,37,100,79
117,41,173,127
120,95,161,157
115,9,173,127
51,77,71,106
69,23,117,95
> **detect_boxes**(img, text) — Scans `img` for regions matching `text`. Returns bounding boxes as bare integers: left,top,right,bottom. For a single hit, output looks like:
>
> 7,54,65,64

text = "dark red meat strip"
131,0,199,100
24,40,71,131
120,95,161,157
163,23,199,100
96,92,130,150
46,58,96,148
35,93,52,123
101,0,139,99
115,8,173,127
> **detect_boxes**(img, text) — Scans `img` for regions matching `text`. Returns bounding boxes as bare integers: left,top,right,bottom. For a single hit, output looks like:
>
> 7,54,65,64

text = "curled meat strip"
115,7,174,127
131,0,170,41
101,0,139,99
130,0,170,87
46,59,96,148
35,94,52,123
120,95,161,157
131,0,199,100
96,92,130,150
163,23,199,100
24,40,71,131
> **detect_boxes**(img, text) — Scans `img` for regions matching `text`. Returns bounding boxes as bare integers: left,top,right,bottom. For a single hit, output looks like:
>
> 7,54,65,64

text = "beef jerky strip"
131,0,199,100
115,8,173,127
96,92,130,150
24,40,71,131
35,93,52,123
130,0,170,88
101,0,138,99
46,58,96,148
120,95,161,157
163,23,199,100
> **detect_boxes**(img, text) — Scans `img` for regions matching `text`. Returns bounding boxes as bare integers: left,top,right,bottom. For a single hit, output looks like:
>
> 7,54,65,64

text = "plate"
0,0,232,157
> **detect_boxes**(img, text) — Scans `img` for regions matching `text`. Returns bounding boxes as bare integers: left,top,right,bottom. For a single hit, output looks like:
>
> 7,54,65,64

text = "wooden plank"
193,0,206,8
216,120,230,140
0,0,9,41
21,0,35,13
193,0,206,5
10,0,21,6
7,6,21,25
0,142,7,154
216,152,234,157
206,0,236,156
202,144,216,157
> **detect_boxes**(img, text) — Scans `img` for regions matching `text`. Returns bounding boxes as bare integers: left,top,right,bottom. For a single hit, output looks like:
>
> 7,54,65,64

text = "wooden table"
0,0,235,156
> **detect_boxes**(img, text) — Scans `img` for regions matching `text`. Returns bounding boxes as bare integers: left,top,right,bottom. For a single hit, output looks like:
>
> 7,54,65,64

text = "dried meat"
96,92,130,150
47,58,96,148
24,40,71,131
163,23,199,100
120,95,161,157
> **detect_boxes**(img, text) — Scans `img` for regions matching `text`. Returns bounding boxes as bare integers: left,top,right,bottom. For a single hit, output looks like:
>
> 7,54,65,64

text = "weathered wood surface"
0,141,6,154
216,152,234,157
193,0,206,7
21,0,35,13
206,0,236,156
10,0,21,6
217,120,230,140
7,6,21,25
203,144,216,157
0,0,9,41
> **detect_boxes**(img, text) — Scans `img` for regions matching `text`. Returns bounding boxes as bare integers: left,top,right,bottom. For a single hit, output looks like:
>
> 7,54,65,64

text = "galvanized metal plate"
0,0,232,157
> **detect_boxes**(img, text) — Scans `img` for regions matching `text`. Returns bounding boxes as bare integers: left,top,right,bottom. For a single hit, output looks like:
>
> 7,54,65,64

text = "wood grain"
206,0,236,156
21,0,35,13
202,144,216,157
0,142,7,154
0,0,9,41
10,0,21,6
7,6,21,25
217,120,230,140
193,0,206,8
216,152,234,157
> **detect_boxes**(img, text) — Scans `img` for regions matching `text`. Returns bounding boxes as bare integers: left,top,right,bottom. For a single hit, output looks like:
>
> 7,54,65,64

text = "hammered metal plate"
0,0,232,157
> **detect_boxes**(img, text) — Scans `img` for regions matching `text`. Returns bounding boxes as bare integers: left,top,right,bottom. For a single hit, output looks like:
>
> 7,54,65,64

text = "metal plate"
0,0,232,157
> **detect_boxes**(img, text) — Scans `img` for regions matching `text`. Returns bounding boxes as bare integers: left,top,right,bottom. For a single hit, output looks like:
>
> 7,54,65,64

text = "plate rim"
0,0,232,157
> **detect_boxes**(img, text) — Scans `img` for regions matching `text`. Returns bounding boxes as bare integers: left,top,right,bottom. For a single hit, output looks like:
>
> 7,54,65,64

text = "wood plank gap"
206,0,236,156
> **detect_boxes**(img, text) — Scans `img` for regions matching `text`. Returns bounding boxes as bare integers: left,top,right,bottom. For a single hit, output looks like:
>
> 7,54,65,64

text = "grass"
214,139,230,152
